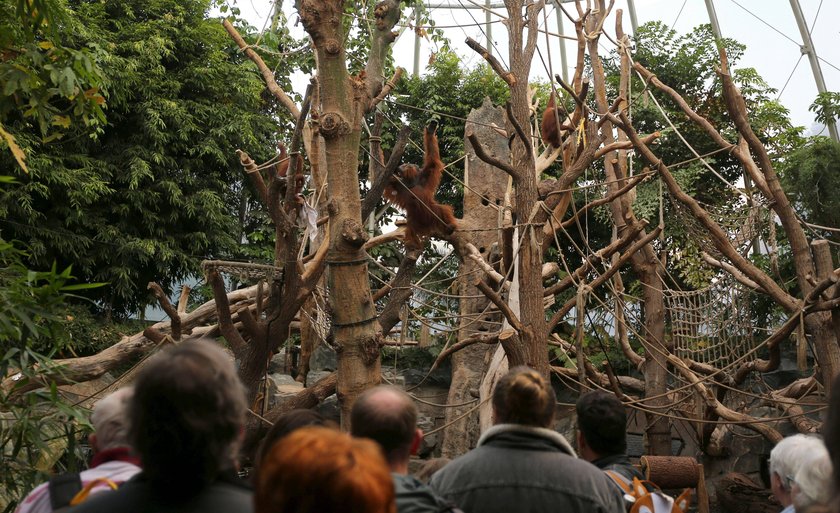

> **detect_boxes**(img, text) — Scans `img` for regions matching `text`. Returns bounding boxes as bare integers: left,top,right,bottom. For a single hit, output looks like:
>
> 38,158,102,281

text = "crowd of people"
14,339,840,513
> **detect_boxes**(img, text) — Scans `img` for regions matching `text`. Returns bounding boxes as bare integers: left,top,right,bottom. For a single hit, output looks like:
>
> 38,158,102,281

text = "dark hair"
129,340,247,497
256,426,396,513
350,386,417,466
576,390,627,457
823,374,840,513
492,366,556,427
255,409,331,468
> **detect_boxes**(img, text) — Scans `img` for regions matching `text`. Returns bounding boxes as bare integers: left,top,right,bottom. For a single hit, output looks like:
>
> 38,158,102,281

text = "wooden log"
715,473,779,513
2,285,258,395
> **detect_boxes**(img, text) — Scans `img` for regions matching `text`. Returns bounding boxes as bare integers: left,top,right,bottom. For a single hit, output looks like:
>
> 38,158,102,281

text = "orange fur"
540,93,568,148
383,123,457,250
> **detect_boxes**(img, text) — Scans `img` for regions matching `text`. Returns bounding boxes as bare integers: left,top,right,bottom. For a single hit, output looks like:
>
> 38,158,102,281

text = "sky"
237,0,839,134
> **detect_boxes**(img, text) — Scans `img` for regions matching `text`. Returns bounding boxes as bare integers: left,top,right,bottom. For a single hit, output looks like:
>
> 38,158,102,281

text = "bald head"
351,386,418,467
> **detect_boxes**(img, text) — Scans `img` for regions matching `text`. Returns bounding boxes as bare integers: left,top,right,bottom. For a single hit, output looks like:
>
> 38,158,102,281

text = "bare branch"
369,67,404,111
223,19,300,119
466,37,515,86
669,354,782,443
208,270,248,355
467,133,518,178
475,279,523,332
148,282,181,340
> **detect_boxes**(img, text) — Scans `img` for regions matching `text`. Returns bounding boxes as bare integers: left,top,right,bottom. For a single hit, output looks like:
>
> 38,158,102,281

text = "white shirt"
15,460,141,513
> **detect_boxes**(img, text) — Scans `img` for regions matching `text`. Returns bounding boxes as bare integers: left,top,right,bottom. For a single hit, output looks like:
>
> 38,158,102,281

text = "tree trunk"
505,0,549,377
588,6,671,455
296,0,382,427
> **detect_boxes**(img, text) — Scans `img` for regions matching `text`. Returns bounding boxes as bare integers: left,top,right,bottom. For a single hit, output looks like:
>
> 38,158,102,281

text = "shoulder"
395,474,460,513
71,478,253,513
15,482,50,513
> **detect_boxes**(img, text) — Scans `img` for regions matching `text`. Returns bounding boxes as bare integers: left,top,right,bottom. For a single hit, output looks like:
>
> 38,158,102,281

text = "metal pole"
626,0,639,33
703,0,724,40
555,1,568,83
413,5,421,76
789,0,840,142
485,0,492,59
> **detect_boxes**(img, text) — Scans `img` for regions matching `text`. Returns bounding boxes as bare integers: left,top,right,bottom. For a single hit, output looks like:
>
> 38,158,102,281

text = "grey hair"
770,434,826,492
792,449,832,511
90,387,134,450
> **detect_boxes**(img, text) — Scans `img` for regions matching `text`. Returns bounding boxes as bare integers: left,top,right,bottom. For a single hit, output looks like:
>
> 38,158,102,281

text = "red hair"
255,426,396,513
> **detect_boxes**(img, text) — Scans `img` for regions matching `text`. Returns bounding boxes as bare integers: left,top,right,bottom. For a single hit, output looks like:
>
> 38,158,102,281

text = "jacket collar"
477,424,578,457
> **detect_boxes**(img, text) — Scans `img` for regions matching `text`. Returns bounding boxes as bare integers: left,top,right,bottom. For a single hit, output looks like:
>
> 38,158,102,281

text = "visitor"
351,385,462,513
254,408,332,470
791,449,832,512
15,387,141,513
821,375,840,513
769,434,828,513
71,340,252,513
576,390,644,482
429,366,624,513
255,425,395,513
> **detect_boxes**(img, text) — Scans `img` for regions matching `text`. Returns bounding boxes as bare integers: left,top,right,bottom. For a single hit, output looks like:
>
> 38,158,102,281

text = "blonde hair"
492,366,556,427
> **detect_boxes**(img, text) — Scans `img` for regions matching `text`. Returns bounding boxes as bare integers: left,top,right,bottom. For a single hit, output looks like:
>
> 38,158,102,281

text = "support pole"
555,0,568,83
413,5,421,76
703,0,723,40
485,0,492,59
789,0,840,143
626,0,639,33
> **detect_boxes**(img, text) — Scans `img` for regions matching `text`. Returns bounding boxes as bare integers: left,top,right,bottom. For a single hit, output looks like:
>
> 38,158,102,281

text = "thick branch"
377,249,421,334
208,269,248,355
548,224,662,332
369,67,403,111
668,354,782,443
222,19,300,119
613,111,798,312
361,124,411,220
475,279,523,332
147,282,181,339
544,220,647,297
430,333,500,372
465,37,515,86
467,133,518,178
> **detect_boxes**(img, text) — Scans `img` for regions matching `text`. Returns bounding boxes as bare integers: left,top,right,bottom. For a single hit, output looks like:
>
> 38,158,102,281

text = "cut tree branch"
466,37,515,86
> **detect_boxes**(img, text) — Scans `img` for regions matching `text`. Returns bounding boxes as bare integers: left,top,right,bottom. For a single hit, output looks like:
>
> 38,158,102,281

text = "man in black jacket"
352,386,462,513
430,367,623,513
72,340,252,513
576,390,645,483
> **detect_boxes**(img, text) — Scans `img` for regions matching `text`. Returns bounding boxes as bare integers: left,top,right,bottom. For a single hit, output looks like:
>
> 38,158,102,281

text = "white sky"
238,0,838,134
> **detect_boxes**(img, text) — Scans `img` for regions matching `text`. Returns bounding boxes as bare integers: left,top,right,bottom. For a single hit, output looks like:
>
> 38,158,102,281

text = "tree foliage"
782,137,840,241
0,0,280,316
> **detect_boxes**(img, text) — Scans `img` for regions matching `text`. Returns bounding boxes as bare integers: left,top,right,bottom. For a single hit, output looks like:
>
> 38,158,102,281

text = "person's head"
129,340,247,495
89,387,133,453
350,386,421,471
770,434,827,507
575,390,627,462
255,409,331,468
492,366,556,428
824,374,840,513
255,426,396,513
792,449,833,512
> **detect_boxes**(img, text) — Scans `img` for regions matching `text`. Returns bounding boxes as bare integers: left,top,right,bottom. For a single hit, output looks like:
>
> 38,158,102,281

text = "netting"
201,260,283,282
664,275,757,368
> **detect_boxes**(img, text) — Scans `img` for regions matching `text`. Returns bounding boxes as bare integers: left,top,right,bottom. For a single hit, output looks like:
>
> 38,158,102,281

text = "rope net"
664,275,757,368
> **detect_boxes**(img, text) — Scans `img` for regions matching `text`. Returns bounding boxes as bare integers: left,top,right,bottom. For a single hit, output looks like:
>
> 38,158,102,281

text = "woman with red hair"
255,426,396,513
